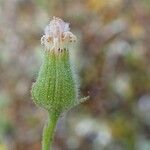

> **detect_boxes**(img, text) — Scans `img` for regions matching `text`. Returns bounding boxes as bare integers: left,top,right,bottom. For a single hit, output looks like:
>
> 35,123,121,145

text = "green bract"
31,49,78,115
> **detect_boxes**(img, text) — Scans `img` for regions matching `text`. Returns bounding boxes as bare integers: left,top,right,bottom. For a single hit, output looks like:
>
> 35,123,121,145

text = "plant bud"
31,17,87,115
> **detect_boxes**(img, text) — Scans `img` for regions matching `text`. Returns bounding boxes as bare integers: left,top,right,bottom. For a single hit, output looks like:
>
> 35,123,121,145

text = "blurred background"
0,0,150,150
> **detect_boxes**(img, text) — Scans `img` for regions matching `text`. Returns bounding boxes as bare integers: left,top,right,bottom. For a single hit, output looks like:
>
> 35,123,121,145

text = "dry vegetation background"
0,0,150,150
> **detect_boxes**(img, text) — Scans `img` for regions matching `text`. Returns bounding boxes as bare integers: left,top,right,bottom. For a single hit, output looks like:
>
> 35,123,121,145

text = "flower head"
41,16,76,51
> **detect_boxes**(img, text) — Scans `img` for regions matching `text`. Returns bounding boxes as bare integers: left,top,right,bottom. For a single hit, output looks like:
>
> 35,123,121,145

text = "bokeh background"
0,0,150,150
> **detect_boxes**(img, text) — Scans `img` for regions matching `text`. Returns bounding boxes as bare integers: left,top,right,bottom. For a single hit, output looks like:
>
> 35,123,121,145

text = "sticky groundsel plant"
31,17,88,150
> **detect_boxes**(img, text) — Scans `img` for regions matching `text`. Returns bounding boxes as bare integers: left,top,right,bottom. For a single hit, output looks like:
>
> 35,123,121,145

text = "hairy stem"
42,112,59,150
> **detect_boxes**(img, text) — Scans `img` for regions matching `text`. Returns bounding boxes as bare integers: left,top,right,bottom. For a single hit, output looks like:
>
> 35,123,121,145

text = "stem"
42,112,59,150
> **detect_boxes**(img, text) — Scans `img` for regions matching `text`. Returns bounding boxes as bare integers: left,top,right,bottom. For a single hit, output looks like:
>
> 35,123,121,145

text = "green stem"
42,112,59,150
